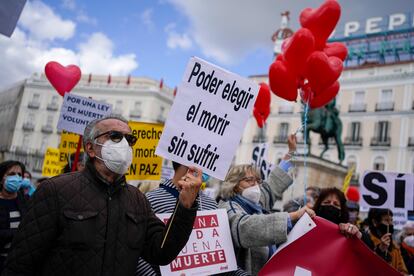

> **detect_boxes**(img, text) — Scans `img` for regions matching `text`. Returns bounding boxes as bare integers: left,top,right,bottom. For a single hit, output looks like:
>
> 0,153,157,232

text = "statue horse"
301,100,345,163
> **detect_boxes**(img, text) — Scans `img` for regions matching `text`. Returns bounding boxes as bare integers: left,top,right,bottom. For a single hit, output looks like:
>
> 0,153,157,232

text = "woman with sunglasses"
0,160,29,272
218,135,315,275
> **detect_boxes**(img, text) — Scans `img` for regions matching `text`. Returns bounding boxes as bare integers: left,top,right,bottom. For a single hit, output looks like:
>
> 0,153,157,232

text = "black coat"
3,162,196,276
0,191,29,272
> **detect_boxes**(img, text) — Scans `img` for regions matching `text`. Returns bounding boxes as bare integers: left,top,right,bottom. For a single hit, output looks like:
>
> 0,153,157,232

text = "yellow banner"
342,164,355,192
42,147,63,177
126,122,164,181
58,131,83,165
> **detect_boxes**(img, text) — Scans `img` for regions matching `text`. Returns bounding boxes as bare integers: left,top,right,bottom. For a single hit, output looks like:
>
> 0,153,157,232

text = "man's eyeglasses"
240,176,262,184
94,131,137,147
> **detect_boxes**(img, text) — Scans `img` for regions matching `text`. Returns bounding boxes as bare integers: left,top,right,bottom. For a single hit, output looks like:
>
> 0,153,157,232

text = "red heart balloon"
284,28,315,76
275,54,285,62
300,0,341,50
45,61,81,96
324,42,348,61
255,83,271,111
305,51,343,93
302,81,340,109
253,83,272,128
253,106,270,128
269,60,298,102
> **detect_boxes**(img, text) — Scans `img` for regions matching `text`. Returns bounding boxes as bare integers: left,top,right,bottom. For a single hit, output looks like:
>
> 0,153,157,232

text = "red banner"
259,217,401,276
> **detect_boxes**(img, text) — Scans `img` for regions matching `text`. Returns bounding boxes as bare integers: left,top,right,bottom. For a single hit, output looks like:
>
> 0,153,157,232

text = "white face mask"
95,138,132,175
403,235,414,248
241,185,261,204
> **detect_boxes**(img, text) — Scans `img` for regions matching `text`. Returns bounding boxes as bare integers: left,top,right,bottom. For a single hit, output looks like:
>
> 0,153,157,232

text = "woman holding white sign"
218,135,315,275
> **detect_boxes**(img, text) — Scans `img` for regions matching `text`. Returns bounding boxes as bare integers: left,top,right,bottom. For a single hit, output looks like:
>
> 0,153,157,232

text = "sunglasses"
94,130,137,147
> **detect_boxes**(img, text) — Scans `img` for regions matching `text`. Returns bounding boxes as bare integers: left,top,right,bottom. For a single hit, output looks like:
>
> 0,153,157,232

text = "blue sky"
0,0,412,90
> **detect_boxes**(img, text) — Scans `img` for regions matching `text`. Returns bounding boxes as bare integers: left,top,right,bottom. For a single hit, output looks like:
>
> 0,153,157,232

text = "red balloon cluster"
269,0,347,109
253,83,271,128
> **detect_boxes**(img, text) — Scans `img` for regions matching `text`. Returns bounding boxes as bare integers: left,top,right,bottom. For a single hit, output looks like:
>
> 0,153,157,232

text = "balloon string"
303,101,309,206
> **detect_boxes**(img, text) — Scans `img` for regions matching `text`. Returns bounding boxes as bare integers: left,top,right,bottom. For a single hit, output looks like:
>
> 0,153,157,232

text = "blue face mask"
4,175,22,193
202,173,210,183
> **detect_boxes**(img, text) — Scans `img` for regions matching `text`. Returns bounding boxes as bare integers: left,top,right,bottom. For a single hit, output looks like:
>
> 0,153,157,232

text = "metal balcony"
129,110,142,119
22,122,35,131
253,135,267,143
375,102,394,112
344,137,363,146
278,105,294,114
41,125,53,134
370,137,391,147
28,101,40,109
46,103,59,111
348,103,366,112
273,135,288,144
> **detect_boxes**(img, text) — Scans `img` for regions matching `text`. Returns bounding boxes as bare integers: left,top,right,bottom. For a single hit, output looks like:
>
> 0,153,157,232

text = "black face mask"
318,205,341,224
378,223,394,236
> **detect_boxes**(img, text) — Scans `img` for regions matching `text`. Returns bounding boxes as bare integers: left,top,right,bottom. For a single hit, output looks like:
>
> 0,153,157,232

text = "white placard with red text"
158,209,237,275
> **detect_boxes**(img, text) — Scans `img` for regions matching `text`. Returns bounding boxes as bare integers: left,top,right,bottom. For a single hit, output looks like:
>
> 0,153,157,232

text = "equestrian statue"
301,99,345,163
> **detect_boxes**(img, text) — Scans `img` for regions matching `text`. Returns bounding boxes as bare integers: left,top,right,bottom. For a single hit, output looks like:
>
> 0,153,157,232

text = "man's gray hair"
83,114,129,161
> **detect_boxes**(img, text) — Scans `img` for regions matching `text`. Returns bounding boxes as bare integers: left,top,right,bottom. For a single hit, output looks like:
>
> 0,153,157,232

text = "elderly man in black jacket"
2,115,202,276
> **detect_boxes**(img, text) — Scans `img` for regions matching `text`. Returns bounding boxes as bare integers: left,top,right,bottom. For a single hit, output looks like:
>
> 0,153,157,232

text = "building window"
40,136,48,152
349,91,366,112
116,100,122,108
46,115,53,126
354,91,365,103
32,93,40,102
376,89,394,111
51,95,58,105
22,133,31,149
373,156,385,171
376,121,389,142
279,123,289,139
26,113,35,123
350,122,361,141
380,89,393,102
157,106,165,123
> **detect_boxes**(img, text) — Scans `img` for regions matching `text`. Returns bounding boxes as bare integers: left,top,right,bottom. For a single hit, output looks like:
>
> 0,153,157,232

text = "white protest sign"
251,143,274,181
393,208,408,230
272,213,316,258
57,93,112,135
158,209,237,275
360,171,414,211
155,57,259,180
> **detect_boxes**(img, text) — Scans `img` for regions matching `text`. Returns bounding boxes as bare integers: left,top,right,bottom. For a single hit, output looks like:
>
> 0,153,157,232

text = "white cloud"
62,0,76,11
166,32,192,50
167,0,284,64
0,2,138,89
78,33,138,75
141,9,154,31
164,23,192,50
20,1,76,41
76,10,98,25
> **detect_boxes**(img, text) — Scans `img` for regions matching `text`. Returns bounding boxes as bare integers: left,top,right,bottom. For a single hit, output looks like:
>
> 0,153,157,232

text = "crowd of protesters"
0,115,412,275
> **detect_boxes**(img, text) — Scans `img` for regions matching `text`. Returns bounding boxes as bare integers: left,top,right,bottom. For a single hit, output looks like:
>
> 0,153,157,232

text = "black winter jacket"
2,162,197,276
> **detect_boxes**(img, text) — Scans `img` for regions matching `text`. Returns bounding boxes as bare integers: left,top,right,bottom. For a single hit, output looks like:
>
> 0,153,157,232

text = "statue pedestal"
281,154,348,205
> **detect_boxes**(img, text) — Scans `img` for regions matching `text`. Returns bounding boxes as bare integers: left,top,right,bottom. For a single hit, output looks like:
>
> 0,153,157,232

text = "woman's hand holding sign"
178,166,203,208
